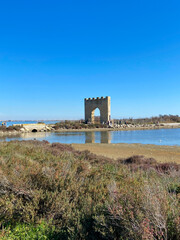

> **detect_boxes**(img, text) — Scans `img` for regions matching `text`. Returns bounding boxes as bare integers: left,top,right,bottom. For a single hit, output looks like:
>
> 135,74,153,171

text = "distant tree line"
114,114,180,125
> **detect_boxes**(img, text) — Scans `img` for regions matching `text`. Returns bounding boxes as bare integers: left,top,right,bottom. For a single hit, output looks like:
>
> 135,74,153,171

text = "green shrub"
1,222,57,240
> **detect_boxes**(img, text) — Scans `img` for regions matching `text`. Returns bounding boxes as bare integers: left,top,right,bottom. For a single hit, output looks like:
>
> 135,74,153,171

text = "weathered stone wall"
13,123,51,132
22,124,46,131
84,96,111,123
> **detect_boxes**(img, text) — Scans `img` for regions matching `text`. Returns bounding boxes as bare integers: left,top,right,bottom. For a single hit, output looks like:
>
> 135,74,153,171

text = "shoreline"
54,124,180,132
0,124,180,136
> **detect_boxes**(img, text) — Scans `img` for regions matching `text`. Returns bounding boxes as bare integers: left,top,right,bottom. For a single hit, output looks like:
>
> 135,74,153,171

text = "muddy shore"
72,143,180,164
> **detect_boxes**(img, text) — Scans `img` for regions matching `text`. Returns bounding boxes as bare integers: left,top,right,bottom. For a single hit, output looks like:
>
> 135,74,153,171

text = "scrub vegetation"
54,115,180,129
0,140,180,239
53,120,109,130
0,125,22,132
114,114,180,125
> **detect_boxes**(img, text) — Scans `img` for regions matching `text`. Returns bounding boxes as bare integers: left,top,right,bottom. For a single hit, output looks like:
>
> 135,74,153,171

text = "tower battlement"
84,96,110,101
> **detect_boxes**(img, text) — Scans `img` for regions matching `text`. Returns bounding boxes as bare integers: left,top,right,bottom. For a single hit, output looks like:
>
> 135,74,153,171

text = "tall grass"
0,141,179,239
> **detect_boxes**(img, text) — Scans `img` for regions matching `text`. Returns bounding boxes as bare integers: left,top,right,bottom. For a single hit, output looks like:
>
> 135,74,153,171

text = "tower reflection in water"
85,131,111,144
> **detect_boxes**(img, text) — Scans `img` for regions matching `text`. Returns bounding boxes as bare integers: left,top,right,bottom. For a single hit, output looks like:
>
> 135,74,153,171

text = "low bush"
0,141,179,239
0,125,22,132
53,121,109,130
0,126,6,132
117,155,180,174
120,155,157,165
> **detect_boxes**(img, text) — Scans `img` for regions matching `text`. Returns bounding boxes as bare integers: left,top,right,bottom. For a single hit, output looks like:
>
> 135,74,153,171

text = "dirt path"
72,143,180,163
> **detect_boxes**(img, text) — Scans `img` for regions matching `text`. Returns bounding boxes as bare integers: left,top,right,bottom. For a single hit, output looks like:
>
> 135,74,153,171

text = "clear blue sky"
0,0,180,120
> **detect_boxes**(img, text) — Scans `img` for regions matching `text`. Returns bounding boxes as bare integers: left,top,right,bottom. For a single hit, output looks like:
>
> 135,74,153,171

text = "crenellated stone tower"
84,96,111,124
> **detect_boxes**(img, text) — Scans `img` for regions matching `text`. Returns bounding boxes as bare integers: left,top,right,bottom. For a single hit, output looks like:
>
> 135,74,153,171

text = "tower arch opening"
92,108,101,123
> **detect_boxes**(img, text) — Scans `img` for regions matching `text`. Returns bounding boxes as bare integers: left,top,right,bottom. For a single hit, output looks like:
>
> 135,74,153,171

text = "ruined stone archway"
84,96,111,124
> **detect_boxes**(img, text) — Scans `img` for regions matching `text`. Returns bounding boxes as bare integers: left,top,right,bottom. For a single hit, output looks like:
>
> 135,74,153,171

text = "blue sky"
0,0,180,120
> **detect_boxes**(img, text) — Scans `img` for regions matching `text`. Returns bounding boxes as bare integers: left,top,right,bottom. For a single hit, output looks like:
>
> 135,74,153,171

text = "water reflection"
0,132,52,142
21,132,52,139
85,131,111,143
0,131,112,144
101,131,111,143
1,128,180,145
85,132,95,143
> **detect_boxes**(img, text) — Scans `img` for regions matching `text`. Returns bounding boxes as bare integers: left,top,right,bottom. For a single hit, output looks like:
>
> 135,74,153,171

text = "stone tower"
84,96,111,124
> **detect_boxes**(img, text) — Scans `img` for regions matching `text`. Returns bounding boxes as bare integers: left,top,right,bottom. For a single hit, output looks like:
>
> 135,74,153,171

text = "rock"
20,128,25,132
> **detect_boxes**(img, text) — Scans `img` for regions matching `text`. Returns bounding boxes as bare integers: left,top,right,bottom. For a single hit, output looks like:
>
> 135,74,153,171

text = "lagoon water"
0,128,180,146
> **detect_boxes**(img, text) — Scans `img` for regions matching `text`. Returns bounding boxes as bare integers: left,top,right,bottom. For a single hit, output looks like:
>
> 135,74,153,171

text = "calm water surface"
0,128,180,146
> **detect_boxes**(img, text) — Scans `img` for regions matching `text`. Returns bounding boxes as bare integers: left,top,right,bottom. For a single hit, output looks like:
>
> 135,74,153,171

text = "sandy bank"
72,143,180,164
